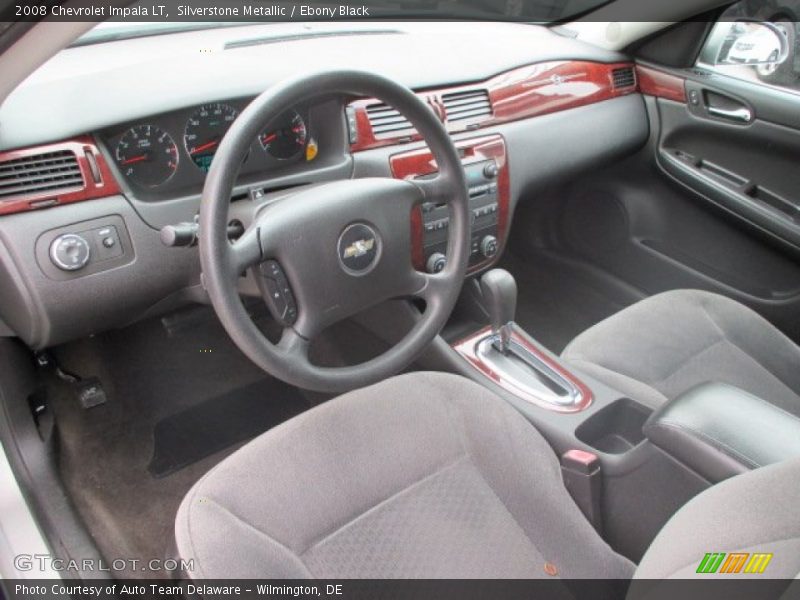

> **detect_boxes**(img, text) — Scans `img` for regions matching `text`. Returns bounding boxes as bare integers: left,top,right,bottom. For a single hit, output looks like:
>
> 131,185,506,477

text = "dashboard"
0,21,652,349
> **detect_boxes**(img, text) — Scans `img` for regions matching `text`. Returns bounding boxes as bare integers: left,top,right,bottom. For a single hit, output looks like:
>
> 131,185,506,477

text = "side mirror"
712,21,789,67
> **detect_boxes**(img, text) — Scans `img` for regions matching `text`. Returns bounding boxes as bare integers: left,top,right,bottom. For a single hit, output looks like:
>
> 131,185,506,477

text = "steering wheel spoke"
277,327,310,362
412,173,450,206
230,225,263,274
406,269,450,305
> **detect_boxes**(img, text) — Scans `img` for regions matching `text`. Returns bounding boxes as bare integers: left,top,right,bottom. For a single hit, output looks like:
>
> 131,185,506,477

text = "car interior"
1,0,800,592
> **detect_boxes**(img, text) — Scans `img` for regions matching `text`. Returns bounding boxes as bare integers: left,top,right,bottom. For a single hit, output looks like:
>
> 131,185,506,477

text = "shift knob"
480,268,517,353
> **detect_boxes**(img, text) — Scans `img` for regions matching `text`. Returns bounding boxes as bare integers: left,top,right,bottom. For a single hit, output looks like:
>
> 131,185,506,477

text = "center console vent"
611,66,636,90
0,150,83,200
441,89,492,122
365,103,414,138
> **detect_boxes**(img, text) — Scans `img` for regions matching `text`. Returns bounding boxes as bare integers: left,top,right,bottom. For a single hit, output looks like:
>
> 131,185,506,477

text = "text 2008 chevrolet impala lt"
0,1,799,597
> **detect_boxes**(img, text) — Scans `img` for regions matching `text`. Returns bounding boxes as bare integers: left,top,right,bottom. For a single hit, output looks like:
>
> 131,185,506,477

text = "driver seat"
175,372,800,581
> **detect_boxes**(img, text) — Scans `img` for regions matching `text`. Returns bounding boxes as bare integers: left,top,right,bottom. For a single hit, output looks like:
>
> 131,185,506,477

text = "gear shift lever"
480,269,517,354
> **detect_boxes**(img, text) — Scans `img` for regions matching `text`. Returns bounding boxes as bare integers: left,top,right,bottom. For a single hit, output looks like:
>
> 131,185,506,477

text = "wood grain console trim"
390,134,509,274
350,61,638,152
454,326,594,413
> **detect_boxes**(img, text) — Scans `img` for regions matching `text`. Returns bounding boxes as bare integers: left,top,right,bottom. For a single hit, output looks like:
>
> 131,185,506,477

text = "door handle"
707,105,752,123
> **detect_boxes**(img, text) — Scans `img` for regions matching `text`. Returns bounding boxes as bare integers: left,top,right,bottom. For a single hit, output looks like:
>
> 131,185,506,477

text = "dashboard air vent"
365,103,414,138
611,67,636,90
0,150,83,200
441,89,492,122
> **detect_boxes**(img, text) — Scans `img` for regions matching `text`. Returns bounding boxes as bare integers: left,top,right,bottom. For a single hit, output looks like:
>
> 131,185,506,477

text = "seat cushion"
632,457,800,580
175,372,633,579
561,290,800,415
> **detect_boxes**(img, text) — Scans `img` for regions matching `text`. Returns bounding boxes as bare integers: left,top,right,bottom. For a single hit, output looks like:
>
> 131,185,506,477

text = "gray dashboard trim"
0,96,647,349
0,197,200,349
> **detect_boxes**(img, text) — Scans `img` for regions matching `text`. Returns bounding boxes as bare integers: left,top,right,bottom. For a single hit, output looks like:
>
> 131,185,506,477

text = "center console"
390,134,509,275
432,267,711,561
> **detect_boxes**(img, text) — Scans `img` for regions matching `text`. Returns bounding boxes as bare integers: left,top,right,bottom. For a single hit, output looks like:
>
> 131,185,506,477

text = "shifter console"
454,268,593,412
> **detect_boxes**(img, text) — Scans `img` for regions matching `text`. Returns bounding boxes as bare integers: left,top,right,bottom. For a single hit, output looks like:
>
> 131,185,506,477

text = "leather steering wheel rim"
199,70,470,393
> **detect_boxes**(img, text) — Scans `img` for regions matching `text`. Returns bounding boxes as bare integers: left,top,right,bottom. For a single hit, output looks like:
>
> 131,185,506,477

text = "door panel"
510,67,800,343
656,70,800,251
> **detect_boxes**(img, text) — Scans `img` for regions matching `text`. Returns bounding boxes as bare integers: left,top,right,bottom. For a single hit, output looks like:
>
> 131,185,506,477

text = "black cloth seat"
175,371,800,581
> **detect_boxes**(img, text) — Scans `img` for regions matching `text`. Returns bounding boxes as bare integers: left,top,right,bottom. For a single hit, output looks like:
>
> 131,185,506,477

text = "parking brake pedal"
561,449,603,534
35,352,107,410
74,377,108,410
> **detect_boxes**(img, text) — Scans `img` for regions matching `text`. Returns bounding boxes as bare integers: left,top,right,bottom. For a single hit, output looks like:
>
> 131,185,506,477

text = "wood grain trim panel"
0,136,121,216
453,326,594,413
636,65,687,103
350,61,637,152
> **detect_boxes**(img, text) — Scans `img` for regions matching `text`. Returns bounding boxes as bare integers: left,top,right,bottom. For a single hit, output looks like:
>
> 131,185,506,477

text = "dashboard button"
50,234,91,271
480,235,499,258
258,260,298,326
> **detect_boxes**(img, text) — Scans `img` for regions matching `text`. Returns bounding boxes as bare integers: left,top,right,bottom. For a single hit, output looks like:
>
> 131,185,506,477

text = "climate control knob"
50,234,91,271
426,252,447,274
480,235,499,259
483,161,499,179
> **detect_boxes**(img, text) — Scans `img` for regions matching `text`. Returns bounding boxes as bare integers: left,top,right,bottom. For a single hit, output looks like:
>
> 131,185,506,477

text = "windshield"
72,0,612,46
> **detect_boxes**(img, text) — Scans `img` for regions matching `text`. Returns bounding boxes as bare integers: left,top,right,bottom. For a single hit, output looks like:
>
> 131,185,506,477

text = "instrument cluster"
105,100,313,196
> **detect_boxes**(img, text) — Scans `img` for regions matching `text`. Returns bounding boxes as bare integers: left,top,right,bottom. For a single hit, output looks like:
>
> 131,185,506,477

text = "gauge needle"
120,155,148,166
190,140,219,155
262,133,277,144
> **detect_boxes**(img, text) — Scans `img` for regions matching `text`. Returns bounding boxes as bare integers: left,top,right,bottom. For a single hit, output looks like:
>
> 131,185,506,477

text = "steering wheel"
199,71,470,392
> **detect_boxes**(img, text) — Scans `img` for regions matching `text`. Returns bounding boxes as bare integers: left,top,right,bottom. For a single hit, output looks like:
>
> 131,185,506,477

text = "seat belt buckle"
561,449,603,534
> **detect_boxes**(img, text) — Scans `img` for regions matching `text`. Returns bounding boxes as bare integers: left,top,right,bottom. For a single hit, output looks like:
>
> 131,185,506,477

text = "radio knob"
50,234,91,271
426,252,447,274
483,162,499,179
480,235,499,259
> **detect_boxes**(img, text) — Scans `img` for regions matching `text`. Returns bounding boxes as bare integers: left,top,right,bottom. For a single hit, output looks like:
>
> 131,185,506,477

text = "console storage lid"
643,382,800,483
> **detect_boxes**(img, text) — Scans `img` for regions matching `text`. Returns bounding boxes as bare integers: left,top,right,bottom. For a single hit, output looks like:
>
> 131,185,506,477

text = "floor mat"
50,307,315,578
149,378,307,478
501,249,643,354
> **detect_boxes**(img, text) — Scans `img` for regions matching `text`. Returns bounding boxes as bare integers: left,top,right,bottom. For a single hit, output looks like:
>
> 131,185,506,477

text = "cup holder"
576,398,653,455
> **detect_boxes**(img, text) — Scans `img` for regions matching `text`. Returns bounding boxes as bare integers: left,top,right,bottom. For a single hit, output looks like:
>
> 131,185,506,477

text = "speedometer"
115,125,178,188
260,110,307,160
184,103,238,172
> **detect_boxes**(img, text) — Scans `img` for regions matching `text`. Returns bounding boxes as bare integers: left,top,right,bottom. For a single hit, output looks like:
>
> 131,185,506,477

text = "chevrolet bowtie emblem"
342,238,375,259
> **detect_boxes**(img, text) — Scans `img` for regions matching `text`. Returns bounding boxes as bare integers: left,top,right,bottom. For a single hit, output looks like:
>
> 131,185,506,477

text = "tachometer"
184,103,238,172
115,125,178,188
260,110,307,160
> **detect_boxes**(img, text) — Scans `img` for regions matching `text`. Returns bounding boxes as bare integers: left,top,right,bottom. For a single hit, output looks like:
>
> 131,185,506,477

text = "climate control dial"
426,252,447,274
480,235,498,259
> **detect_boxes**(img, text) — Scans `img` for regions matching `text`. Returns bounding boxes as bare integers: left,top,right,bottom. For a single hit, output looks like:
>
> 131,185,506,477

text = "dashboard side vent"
365,103,414,138
441,89,492,122
0,150,83,200
611,67,636,90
